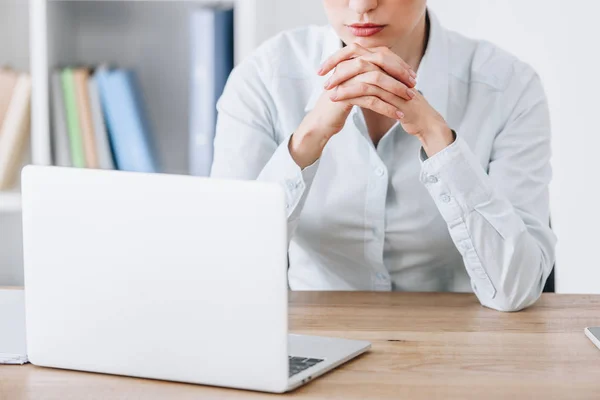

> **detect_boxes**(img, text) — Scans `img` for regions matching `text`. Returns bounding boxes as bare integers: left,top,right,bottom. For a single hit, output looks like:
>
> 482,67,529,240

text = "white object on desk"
585,327,600,350
0,289,27,364
21,166,370,393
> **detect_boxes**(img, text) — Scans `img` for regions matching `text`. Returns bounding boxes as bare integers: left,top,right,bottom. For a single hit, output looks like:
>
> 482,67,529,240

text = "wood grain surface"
2,291,600,399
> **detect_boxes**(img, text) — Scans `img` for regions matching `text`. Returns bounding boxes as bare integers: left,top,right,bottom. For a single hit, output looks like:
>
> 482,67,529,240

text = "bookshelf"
0,192,22,214
0,0,29,213
1,0,326,285
0,0,29,286
32,0,247,175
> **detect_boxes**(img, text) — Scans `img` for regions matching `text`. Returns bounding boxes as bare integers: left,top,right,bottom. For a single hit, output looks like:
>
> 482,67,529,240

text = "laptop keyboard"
289,356,324,377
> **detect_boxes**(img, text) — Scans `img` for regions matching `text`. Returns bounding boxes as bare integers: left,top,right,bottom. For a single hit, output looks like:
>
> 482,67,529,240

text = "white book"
88,72,115,170
0,73,31,190
51,71,71,167
0,289,27,365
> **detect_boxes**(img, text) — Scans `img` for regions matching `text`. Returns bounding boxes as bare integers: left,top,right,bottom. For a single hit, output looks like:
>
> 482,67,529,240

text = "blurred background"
0,0,593,294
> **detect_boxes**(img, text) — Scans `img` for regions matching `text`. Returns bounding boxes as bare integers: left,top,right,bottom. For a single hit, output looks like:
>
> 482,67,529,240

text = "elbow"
483,294,539,312
479,275,544,313
476,238,553,313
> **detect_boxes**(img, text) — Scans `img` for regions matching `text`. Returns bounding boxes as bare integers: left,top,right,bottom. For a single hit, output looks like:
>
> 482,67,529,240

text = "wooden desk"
2,292,600,399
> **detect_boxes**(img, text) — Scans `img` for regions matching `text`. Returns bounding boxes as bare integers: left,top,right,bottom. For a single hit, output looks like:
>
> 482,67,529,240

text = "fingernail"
409,76,417,86
409,69,417,78
317,67,324,75
396,111,405,119
323,78,331,88
406,89,416,99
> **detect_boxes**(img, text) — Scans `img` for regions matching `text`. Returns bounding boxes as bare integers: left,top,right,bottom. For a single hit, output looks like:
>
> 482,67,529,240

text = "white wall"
426,0,596,293
252,0,327,46
256,0,596,293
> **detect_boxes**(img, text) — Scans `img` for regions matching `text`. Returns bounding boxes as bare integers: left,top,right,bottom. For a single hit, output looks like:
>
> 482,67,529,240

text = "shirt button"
375,167,385,177
286,181,295,190
376,272,387,280
427,175,438,184
440,194,451,203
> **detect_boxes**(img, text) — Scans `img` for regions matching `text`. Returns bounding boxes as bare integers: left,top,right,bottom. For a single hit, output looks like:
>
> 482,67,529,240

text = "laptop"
21,166,370,393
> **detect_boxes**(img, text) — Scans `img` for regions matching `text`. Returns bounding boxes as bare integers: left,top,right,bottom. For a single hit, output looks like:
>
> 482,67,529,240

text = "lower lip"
348,26,385,37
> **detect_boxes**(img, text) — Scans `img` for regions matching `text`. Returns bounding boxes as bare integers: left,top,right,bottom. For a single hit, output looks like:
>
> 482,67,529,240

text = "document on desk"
0,289,27,364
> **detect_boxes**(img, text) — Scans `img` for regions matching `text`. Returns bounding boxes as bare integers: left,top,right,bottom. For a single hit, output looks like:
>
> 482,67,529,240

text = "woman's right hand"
289,90,353,169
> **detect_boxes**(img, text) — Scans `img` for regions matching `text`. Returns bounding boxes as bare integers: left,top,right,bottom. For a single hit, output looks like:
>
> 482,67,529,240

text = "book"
88,71,115,170
0,68,19,134
189,7,234,176
96,69,157,173
0,289,27,365
73,68,99,169
51,71,72,167
61,68,86,168
0,73,31,190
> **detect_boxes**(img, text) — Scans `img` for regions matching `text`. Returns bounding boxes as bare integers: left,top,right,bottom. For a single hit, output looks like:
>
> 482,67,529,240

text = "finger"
319,42,372,76
331,78,411,106
347,95,402,120
360,70,416,101
330,80,406,109
361,51,416,88
324,57,380,90
369,46,416,75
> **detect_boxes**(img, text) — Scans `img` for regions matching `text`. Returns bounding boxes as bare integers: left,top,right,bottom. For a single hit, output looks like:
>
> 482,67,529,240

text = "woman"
211,0,556,312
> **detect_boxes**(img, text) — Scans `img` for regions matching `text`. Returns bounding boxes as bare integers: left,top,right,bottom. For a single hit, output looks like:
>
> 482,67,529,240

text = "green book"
61,68,86,168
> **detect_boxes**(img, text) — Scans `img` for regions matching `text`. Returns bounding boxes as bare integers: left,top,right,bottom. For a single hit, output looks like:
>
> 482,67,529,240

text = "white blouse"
211,11,556,312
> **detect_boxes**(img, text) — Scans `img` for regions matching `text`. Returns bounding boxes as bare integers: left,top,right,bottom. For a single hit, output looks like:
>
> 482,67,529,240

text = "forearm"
459,200,553,311
421,137,556,312
257,134,321,238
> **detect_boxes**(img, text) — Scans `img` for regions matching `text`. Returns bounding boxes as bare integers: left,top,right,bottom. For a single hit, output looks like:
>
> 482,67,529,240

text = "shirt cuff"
419,129,457,161
257,134,320,219
419,135,493,223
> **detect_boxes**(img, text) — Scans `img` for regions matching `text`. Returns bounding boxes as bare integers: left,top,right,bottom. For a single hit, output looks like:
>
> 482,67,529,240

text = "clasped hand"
321,43,453,151
290,43,454,169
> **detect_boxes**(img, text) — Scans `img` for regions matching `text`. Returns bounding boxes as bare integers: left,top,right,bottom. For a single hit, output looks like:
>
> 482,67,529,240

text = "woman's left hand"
319,43,455,156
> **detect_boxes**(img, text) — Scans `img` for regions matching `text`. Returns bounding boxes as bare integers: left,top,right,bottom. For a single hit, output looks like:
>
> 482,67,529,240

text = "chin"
348,36,390,49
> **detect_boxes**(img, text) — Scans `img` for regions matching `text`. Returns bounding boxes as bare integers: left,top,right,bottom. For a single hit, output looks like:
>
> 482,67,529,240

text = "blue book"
189,7,234,176
95,69,157,173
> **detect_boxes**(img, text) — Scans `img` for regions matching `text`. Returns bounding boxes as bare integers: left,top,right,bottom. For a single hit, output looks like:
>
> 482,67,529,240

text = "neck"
390,11,429,72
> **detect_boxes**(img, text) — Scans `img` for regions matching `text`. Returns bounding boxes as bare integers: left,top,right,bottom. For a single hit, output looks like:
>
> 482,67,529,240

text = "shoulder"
446,29,541,96
234,25,329,81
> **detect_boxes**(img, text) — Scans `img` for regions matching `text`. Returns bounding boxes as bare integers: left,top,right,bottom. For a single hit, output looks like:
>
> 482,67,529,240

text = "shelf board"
0,192,22,213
